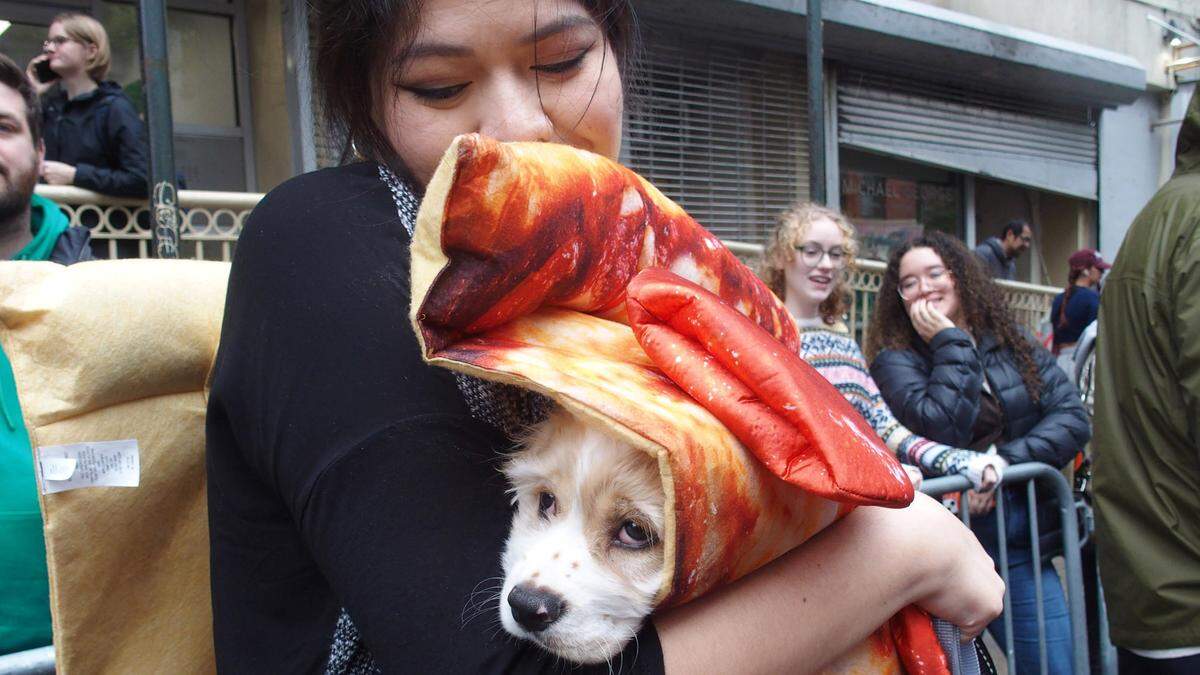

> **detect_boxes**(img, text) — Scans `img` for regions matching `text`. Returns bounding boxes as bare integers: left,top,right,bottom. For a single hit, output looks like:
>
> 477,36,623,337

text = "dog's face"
500,409,666,664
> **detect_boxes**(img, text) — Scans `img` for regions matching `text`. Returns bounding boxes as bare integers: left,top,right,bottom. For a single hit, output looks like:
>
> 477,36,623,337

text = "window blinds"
625,27,810,245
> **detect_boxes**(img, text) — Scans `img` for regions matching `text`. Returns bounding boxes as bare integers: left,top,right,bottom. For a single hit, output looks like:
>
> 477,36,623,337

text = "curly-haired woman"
761,203,1006,493
865,230,1090,674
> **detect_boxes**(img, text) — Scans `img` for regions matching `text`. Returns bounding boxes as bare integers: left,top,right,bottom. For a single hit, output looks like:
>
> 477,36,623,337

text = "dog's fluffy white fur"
499,408,666,664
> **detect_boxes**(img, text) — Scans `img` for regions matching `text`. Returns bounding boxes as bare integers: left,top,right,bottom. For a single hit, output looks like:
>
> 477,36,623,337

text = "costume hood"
411,133,914,605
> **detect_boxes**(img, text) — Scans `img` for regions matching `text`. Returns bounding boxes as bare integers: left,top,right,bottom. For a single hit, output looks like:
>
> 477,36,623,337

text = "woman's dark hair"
865,230,1043,403
1056,267,1086,331
313,0,638,177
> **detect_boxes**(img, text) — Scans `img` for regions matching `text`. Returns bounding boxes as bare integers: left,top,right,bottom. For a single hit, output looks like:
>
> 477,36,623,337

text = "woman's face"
44,23,92,76
898,246,962,323
784,216,845,309
381,0,624,186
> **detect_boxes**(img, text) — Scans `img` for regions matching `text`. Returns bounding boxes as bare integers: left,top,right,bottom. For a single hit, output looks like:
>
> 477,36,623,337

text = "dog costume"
411,134,951,673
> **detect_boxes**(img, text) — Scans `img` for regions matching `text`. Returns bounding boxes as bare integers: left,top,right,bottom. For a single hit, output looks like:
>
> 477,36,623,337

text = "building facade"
2,0,1195,284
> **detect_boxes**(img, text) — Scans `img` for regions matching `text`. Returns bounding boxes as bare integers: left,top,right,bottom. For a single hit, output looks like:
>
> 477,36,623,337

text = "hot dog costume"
410,134,951,674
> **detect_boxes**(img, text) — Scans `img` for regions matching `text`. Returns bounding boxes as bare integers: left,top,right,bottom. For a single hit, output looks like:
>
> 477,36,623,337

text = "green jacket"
1093,88,1200,650
0,196,91,654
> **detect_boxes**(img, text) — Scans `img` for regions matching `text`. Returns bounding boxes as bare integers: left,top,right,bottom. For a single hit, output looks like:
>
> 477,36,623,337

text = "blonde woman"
27,12,147,197
762,203,1005,493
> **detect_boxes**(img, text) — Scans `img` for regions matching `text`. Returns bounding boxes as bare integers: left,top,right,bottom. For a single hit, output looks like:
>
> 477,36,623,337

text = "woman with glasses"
26,13,147,198
865,230,1090,675
761,203,1006,493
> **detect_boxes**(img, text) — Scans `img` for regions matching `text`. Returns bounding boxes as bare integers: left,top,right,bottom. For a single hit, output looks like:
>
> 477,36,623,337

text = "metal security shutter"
625,28,809,245
837,68,1097,200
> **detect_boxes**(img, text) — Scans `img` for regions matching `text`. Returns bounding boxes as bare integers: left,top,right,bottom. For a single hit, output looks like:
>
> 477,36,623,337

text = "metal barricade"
922,463,1089,675
0,646,54,675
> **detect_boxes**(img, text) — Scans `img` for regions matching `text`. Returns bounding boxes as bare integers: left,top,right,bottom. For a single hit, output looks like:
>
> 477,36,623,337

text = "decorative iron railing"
35,185,261,262
37,188,1059,337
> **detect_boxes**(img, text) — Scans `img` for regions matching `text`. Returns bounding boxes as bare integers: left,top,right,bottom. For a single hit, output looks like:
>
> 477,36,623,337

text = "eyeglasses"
898,266,950,300
793,243,847,269
43,36,75,48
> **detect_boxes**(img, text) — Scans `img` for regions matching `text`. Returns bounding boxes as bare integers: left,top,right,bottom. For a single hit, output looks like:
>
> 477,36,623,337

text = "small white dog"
498,408,666,664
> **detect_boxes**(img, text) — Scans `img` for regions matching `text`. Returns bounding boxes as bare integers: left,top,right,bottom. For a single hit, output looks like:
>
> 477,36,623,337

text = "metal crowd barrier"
0,646,53,674
922,463,1091,675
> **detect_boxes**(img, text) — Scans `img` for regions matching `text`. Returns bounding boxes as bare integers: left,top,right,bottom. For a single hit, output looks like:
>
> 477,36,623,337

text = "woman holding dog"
761,203,1007,494
866,231,1090,674
205,1,1004,671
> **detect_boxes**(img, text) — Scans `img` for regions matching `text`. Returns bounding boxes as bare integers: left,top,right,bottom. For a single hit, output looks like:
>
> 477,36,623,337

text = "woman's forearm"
655,493,1003,674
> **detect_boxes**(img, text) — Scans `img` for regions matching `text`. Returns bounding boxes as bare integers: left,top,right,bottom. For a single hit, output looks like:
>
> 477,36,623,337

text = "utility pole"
807,0,826,205
137,0,180,258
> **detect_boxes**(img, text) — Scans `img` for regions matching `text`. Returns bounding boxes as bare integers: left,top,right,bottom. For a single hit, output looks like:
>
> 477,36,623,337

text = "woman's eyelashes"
532,43,595,75
398,43,596,102
403,82,470,101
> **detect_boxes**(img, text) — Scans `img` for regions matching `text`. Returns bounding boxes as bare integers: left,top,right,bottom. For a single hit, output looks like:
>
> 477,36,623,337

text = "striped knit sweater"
798,325,976,479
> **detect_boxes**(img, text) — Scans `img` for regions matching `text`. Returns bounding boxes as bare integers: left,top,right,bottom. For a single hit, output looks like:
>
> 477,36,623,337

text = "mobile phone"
33,59,59,84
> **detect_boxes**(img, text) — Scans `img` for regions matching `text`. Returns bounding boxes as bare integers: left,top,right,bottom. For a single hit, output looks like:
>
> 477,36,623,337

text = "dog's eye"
538,491,557,518
615,520,655,549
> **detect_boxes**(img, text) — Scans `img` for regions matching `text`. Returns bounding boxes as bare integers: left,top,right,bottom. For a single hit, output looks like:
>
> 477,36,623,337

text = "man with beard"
0,52,92,656
973,218,1033,281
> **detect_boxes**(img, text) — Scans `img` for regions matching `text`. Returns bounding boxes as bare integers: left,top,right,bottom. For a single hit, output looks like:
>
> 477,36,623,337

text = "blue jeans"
972,489,1074,674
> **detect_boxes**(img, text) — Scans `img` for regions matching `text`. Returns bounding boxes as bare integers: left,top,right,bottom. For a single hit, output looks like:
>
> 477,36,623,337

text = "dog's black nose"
507,584,566,632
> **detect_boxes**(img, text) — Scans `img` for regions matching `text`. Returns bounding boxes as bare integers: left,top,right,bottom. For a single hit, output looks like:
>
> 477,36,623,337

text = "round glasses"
43,36,76,49
897,266,949,300
793,243,847,269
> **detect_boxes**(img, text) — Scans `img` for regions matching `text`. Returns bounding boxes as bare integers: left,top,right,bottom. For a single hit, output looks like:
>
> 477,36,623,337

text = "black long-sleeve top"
205,162,663,673
41,81,148,197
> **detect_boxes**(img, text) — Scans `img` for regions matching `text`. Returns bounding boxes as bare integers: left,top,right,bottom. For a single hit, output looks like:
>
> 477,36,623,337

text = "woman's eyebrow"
523,15,596,44
405,41,473,60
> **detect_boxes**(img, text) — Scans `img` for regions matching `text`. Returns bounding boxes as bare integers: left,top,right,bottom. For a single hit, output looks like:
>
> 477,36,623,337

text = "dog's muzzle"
507,584,566,633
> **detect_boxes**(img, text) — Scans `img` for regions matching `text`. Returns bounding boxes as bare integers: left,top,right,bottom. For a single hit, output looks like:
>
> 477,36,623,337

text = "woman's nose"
479,77,554,144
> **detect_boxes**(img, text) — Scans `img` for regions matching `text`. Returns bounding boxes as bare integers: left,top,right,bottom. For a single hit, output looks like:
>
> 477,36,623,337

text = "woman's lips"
808,275,831,286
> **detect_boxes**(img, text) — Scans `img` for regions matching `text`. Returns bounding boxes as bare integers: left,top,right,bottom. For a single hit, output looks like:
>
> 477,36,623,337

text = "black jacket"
870,327,1090,468
49,226,94,264
41,81,148,198
972,237,1015,280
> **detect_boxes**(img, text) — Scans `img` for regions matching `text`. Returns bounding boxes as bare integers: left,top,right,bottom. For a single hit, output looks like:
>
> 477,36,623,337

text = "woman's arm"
996,344,1090,467
839,337,1002,488
657,493,1004,674
870,328,983,447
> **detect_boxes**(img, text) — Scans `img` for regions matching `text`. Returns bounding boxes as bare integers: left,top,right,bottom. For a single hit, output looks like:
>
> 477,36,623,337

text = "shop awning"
638,0,1147,109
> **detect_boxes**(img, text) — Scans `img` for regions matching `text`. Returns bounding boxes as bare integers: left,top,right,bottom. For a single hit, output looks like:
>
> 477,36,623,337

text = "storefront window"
839,149,963,261
99,3,238,129
0,21,49,72
96,2,247,190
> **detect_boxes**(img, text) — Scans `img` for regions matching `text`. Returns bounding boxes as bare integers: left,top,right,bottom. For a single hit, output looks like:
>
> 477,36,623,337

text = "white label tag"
39,457,78,481
38,440,140,495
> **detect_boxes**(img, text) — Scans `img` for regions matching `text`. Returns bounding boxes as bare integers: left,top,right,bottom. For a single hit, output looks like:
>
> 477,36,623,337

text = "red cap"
1068,248,1111,271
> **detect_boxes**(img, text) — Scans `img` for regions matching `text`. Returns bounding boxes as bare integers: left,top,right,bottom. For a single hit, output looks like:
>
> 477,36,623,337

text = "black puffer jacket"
870,327,1090,468
41,81,148,197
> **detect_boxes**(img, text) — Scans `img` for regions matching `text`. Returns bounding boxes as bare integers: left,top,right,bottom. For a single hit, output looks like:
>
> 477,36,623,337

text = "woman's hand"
25,55,56,97
41,161,77,186
907,298,956,343
902,463,923,490
966,488,996,516
903,493,1004,640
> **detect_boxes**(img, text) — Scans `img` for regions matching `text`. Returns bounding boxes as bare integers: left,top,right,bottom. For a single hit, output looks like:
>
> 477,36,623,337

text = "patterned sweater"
798,325,976,479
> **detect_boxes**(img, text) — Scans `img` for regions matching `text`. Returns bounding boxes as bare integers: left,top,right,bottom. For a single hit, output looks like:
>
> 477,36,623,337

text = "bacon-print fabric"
410,134,949,674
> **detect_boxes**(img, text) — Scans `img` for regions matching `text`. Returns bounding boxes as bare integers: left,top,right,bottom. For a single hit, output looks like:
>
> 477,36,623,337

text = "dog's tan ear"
627,268,914,507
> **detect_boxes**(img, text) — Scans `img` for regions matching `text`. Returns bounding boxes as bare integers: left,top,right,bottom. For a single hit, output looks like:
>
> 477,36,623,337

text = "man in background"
973,218,1032,280
0,51,91,656
1093,86,1200,674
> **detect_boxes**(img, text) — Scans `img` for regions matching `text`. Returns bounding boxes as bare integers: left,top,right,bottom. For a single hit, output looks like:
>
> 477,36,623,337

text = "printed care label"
38,439,140,494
